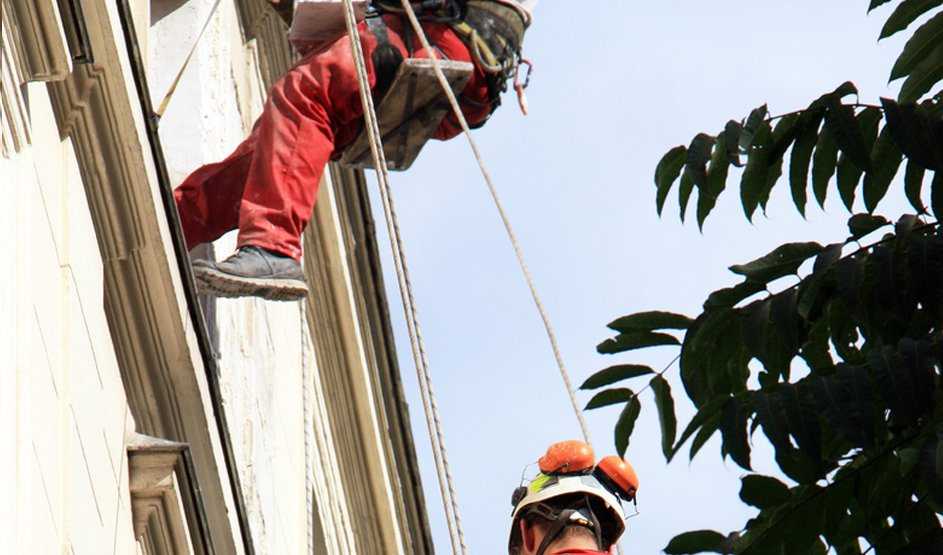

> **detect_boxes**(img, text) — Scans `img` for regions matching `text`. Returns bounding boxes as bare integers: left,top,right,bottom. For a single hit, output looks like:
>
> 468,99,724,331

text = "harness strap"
532,497,606,555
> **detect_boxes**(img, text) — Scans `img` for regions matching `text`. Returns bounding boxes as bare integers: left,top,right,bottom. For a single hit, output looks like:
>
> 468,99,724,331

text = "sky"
366,2,914,553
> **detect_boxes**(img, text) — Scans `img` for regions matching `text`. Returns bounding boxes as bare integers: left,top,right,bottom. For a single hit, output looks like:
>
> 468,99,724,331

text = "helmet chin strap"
534,496,604,555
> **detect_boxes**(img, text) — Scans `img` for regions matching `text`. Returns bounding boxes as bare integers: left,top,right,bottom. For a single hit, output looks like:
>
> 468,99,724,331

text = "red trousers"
174,15,492,260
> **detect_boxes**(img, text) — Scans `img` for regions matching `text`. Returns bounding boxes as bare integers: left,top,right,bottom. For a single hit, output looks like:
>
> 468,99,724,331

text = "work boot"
191,246,308,301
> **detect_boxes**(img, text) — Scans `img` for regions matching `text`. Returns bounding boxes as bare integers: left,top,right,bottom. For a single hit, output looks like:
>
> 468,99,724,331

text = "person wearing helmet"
508,441,638,555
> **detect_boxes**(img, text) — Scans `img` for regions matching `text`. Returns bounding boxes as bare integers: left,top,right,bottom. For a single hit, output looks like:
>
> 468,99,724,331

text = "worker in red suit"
508,441,638,555
174,0,535,300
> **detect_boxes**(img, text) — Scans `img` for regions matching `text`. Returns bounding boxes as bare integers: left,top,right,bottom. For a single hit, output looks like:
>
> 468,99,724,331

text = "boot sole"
192,266,309,302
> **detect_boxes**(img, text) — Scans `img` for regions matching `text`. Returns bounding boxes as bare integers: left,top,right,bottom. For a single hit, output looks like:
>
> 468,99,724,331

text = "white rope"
393,8,629,554
395,0,593,446
339,2,467,554
301,305,315,555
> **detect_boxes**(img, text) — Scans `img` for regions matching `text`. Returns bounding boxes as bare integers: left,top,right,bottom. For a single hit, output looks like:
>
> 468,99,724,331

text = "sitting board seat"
339,58,474,171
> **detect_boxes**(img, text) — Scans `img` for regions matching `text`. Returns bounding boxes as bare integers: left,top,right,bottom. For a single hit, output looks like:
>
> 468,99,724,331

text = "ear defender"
511,485,528,509
538,440,595,475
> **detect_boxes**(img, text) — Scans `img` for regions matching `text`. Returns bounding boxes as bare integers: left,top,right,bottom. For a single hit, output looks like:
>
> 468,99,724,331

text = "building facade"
1,0,432,552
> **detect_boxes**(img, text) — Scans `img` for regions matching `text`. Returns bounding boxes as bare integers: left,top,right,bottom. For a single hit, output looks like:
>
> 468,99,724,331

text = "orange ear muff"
538,440,595,475
595,455,638,501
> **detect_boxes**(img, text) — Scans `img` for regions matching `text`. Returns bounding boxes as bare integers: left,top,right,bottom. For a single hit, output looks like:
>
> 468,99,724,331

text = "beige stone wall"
1,82,138,554
2,0,433,552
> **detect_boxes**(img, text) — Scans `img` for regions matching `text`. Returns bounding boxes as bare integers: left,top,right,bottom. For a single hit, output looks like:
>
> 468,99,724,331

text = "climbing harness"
336,0,532,169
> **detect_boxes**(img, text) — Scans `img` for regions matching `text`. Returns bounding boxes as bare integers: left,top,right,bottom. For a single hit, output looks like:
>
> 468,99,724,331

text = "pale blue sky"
369,2,911,553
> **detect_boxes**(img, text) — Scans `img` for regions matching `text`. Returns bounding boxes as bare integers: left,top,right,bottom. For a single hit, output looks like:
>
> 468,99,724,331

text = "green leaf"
899,40,943,102
690,412,721,460
898,337,936,412
780,383,822,464
607,311,694,333
739,474,791,510
672,395,726,460
740,104,769,151
741,299,771,363
721,396,752,470
679,168,695,223
864,126,905,212
921,434,943,503
729,242,824,284
686,133,715,188
585,388,635,410
614,395,642,457
770,288,799,354
933,170,943,219
833,256,866,316
812,128,840,207
809,366,873,447
836,153,864,212
813,242,844,274
796,274,829,326
880,0,943,39
836,108,882,210
869,0,893,11
580,364,655,390
895,212,922,239
890,10,943,81
656,145,687,216
869,347,920,424
824,98,873,173
881,98,943,171
703,281,766,311
664,530,728,555
830,81,859,100
596,331,680,354
701,132,730,228
905,159,928,212
651,375,677,459
725,120,743,166
757,119,793,213
740,121,773,221
768,114,801,163
754,389,791,454
848,213,891,240
789,111,824,217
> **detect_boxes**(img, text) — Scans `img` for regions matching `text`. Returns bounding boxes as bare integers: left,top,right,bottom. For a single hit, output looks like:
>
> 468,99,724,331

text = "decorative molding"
35,1,248,552
1,0,31,156
9,0,72,81
232,0,296,86
128,434,203,555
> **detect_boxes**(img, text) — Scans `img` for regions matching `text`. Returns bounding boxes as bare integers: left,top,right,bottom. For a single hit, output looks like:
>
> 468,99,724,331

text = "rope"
395,9,627,551
301,305,315,555
154,0,224,120
395,1,593,445
338,2,468,554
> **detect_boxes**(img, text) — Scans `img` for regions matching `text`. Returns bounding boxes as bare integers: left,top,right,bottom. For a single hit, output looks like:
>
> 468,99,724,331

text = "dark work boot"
192,246,308,301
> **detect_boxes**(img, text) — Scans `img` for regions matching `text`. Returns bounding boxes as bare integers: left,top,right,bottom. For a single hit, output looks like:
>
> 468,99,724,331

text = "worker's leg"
233,23,381,261
174,129,258,250
189,17,494,301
